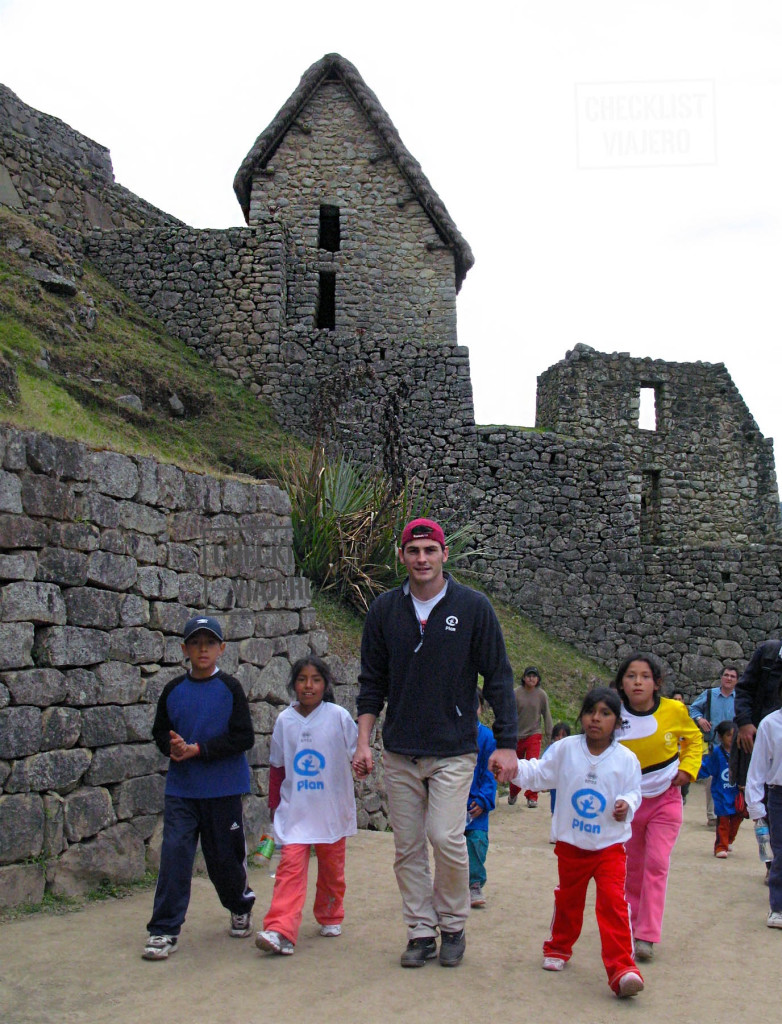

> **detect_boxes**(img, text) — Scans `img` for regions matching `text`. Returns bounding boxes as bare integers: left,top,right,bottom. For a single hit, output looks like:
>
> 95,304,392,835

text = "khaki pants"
384,750,476,940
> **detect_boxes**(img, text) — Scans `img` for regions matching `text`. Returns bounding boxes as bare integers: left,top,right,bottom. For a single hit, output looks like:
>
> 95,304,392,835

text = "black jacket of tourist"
357,573,517,757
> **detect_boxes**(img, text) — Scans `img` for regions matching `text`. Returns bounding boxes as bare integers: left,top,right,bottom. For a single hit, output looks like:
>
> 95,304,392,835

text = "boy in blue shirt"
142,616,256,959
465,694,497,907
698,720,743,859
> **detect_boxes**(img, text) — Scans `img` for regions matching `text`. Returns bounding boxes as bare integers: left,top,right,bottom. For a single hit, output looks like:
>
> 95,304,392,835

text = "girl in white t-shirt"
512,687,644,999
256,657,358,956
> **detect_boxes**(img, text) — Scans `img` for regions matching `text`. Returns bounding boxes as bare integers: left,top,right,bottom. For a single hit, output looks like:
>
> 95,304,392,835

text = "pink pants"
546,841,641,994
508,734,543,800
624,785,682,943
262,838,346,945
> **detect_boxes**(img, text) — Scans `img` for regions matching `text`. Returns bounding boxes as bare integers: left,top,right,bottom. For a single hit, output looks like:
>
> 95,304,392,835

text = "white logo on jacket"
445,615,458,632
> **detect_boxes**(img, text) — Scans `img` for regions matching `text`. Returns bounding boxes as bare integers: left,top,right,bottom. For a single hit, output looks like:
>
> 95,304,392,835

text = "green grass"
0,206,304,480
0,870,158,922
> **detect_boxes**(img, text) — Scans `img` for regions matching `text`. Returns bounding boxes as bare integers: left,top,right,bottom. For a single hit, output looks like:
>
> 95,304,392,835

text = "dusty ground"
1,782,779,1024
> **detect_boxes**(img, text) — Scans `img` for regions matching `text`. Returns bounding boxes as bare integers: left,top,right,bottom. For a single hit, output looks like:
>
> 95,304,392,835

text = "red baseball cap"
399,518,446,550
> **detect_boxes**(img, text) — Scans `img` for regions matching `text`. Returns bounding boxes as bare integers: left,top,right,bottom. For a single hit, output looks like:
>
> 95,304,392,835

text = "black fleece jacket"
357,574,517,757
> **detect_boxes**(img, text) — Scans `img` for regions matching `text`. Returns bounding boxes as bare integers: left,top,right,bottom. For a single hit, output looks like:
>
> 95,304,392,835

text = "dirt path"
1,782,779,1024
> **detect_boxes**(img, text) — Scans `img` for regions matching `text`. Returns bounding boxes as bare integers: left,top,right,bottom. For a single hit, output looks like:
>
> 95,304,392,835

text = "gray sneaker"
230,911,253,937
142,934,178,960
634,939,654,961
255,929,295,955
439,929,466,967
469,883,486,907
400,936,438,967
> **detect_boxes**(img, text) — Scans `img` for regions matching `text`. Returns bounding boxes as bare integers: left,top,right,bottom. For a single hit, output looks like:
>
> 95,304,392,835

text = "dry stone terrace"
0,425,384,907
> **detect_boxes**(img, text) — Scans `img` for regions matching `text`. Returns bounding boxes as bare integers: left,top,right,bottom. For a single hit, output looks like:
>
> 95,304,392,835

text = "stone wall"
0,425,383,909
536,345,780,545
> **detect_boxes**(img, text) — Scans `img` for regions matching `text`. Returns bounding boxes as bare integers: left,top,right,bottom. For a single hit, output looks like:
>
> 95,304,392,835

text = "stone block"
1,667,66,706
0,683,7,710
0,513,48,549
0,581,66,624
156,464,186,509
309,629,329,656
95,661,143,704
88,451,139,499
254,610,300,638
143,666,185,705
238,637,273,667
0,550,37,580
48,822,145,897
0,469,22,513
167,544,199,572
85,550,137,591
0,622,34,670
5,748,92,795
85,742,165,785
123,704,155,742
223,608,254,640
127,813,158,842
43,793,65,856
64,667,100,706
78,491,120,528
48,521,100,551
21,475,74,518
125,532,157,564
63,586,123,629
41,707,82,751
247,733,271,767
0,792,44,864
80,706,127,747
168,511,207,542
286,634,310,662
63,786,117,842
25,434,87,481
117,500,167,535
34,626,110,667
250,657,291,704
0,706,41,758
119,593,149,627
177,572,205,606
0,863,46,908
108,627,164,664
149,601,192,634
249,701,278,734
35,547,88,586
136,566,180,599
113,773,166,819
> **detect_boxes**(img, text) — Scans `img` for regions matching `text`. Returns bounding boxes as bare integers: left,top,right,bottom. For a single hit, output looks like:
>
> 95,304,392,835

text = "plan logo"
571,788,606,834
445,615,458,632
294,748,326,791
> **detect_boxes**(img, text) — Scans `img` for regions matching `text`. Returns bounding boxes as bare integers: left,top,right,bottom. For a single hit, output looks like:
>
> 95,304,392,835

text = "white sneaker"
767,911,782,929
142,935,178,960
319,924,342,937
256,929,295,954
618,972,644,998
542,956,565,971
715,850,728,859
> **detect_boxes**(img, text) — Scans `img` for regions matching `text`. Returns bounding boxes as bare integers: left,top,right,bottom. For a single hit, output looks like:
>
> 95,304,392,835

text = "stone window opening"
638,384,661,431
317,272,336,330
641,469,661,544
319,205,340,252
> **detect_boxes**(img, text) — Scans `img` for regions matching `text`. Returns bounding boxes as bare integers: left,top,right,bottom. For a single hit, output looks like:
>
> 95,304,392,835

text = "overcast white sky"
1,0,780,457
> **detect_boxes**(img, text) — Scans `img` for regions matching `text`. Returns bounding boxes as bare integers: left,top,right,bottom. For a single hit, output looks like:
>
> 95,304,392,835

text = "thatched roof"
233,53,474,291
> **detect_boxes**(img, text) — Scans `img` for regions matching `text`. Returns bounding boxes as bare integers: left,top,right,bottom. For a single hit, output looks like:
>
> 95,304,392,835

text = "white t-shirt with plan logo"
270,701,358,846
513,735,642,850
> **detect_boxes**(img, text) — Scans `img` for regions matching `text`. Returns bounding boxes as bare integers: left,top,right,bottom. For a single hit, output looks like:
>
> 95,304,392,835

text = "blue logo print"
294,749,325,776
571,788,607,819
294,748,326,792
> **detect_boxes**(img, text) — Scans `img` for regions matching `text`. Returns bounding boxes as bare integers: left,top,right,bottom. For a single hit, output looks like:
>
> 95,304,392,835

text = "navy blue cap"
182,616,224,642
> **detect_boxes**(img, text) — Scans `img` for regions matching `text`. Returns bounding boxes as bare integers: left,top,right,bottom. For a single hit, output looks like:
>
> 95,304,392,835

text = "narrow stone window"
319,205,340,252
638,384,660,431
640,470,661,544
317,272,336,330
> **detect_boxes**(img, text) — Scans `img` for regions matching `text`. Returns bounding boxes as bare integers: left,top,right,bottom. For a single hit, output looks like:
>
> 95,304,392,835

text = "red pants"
262,839,346,945
545,841,641,995
715,814,742,855
508,734,542,800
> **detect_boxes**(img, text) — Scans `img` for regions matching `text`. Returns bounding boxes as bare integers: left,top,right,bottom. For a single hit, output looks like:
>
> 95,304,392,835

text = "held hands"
352,741,374,779
613,799,630,822
671,769,691,788
169,730,199,762
488,747,519,784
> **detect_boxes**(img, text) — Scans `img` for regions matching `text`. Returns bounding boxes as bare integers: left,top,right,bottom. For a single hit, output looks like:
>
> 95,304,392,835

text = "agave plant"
281,444,472,612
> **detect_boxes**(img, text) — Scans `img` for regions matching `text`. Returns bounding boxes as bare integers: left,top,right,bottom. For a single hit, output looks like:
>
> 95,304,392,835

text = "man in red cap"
353,518,517,968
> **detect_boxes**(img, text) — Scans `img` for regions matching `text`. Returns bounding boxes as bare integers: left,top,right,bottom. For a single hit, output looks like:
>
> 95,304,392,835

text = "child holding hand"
513,687,644,999
698,720,743,858
256,657,357,956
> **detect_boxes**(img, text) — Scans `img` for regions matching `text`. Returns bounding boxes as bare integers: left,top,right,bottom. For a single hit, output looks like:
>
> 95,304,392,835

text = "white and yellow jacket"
617,695,702,798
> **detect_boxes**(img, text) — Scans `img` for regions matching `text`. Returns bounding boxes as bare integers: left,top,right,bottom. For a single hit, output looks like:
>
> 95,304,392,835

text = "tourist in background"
507,667,553,808
688,666,738,825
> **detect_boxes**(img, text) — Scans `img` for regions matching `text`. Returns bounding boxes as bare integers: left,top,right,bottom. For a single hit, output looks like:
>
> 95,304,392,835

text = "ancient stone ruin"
2,52,782,907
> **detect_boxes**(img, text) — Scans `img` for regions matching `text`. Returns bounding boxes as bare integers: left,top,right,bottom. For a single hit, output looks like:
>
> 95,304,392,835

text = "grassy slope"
1,205,609,724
